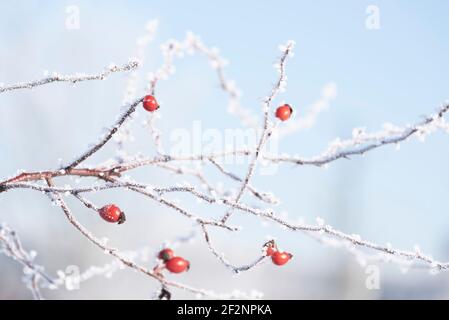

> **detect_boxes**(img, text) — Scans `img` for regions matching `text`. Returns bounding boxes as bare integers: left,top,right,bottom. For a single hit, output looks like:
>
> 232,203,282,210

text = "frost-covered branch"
208,157,279,204
116,20,160,162
64,96,144,170
221,40,295,223
267,102,449,167
219,198,449,271
6,174,449,274
43,177,246,298
0,61,139,95
0,224,54,299
201,224,267,274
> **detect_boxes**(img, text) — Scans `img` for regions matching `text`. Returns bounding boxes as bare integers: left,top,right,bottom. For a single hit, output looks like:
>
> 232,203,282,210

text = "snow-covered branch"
0,224,54,299
221,40,295,223
267,102,449,167
0,61,139,95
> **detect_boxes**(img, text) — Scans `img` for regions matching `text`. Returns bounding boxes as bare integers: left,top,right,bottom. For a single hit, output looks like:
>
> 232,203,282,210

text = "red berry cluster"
264,240,293,266
158,248,190,273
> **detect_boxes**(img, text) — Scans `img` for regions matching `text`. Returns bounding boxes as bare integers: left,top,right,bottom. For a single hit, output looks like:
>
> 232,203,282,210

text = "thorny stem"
40,174,449,272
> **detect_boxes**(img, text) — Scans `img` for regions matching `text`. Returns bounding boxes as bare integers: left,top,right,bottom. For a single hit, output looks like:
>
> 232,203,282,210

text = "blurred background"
1,0,449,299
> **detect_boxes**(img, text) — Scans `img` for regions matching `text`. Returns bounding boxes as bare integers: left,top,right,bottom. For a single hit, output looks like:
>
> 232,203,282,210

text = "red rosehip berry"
98,204,126,224
271,251,293,266
158,248,175,262
275,104,293,121
143,95,159,112
165,256,190,273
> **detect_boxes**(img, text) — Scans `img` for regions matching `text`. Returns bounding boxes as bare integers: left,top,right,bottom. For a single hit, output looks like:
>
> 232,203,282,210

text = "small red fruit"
143,95,159,112
98,204,126,224
271,251,292,266
275,104,293,121
158,248,175,262
165,256,190,273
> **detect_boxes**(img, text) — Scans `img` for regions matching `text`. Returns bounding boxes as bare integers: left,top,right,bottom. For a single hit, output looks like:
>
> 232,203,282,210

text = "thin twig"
64,96,144,170
201,224,267,274
221,41,295,223
0,61,139,95
0,224,54,299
